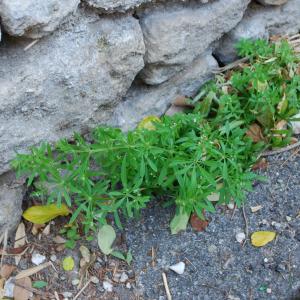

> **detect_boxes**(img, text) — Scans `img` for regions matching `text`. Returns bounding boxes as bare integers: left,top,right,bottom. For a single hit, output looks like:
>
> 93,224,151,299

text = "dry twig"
162,272,172,300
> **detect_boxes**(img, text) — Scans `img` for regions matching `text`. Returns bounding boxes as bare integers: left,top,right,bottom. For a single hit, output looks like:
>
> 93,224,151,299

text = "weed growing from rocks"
12,39,300,235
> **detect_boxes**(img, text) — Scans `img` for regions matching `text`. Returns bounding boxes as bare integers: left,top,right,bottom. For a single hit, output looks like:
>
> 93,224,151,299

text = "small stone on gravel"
103,281,113,292
71,279,80,286
120,272,129,283
31,252,46,265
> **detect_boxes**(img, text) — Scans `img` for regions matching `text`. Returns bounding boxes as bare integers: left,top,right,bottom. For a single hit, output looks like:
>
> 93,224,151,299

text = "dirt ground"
1,149,300,300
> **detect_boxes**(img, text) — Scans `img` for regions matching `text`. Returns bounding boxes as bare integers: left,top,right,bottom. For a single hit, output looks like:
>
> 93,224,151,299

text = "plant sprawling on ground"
12,39,300,236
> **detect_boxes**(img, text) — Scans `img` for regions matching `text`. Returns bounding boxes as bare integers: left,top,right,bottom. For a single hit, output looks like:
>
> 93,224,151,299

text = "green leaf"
32,281,47,289
121,155,128,188
170,209,190,234
97,225,116,255
62,256,75,271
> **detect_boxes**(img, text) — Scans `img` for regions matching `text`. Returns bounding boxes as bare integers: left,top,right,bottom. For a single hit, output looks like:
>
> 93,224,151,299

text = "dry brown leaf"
165,105,185,116
14,277,32,300
0,244,28,256
252,158,268,171
15,262,51,280
14,222,26,265
173,96,194,108
53,236,66,244
275,120,287,130
31,224,45,236
190,213,209,232
246,123,265,143
42,224,50,236
0,278,5,299
0,264,16,279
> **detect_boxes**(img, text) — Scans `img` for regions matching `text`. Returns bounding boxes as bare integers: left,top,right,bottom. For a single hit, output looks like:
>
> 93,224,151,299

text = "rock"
62,292,73,298
227,202,235,210
4,278,15,298
256,0,288,5
31,252,46,265
0,10,145,176
0,182,24,236
235,232,246,243
111,52,217,131
138,0,250,85
119,272,129,283
84,0,149,12
214,0,300,64
90,276,99,284
0,0,80,38
103,280,113,292
71,279,80,286
169,262,185,275
50,254,57,262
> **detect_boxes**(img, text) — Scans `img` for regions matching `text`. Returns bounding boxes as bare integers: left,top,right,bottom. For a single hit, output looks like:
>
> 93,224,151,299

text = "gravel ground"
2,151,300,300
123,151,300,300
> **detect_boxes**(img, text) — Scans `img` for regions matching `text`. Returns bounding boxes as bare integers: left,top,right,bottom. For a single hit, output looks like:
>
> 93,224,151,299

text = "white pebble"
264,258,268,263
266,288,272,294
235,232,246,243
227,202,235,210
50,254,57,262
103,281,113,292
72,279,80,286
4,278,15,297
286,216,292,222
62,292,73,298
90,276,99,284
119,272,129,283
126,282,131,289
31,252,46,265
169,262,185,275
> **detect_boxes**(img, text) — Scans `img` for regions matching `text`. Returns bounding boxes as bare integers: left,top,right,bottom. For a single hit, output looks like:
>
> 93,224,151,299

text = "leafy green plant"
12,39,299,238
193,39,300,148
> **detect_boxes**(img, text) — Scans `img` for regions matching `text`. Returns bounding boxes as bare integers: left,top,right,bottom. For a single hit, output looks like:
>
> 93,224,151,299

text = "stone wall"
0,0,300,234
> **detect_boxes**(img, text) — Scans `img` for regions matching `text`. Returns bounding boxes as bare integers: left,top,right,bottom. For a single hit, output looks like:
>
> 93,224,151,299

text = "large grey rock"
111,52,218,131
0,11,145,175
256,0,288,5
138,0,250,85
0,172,25,237
0,0,80,38
84,0,211,13
214,0,300,64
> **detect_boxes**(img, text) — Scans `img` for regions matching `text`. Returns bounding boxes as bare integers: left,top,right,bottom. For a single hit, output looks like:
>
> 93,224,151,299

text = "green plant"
192,39,300,148
12,39,299,237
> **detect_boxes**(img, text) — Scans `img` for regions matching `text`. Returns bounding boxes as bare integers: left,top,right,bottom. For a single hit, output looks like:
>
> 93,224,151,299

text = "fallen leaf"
173,96,194,108
79,245,90,263
190,213,209,232
14,222,26,265
16,262,51,280
274,120,287,130
62,256,75,271
14,277,32,300
164,105,185,116
42,224,50,236
170,210,190,235
207,192,220,202
251,231,276,247
0,245,28,255
31,224,45,236
246,124,265,143
53,235,67,244
250,205,263,213
252,158,268,171
137,116,161,131
97,225,116,255
23,204,70,224
0,265,16,279
32,281,47,289
277,94,288,114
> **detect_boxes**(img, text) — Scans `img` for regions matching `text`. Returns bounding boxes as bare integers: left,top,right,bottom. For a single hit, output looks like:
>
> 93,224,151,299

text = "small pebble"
264,258,268,263
266,288,272,294
227,202,235,210
31,252,46,265
235,232,246,243
208,244,218,253
169,262,185,275
62,292,73,298
276,263,286,273
103,281,113,292
50,254,57,262
286,216,292,222
91,276,99,284
126,282,131,289
72,279,80,286
119,272,129,283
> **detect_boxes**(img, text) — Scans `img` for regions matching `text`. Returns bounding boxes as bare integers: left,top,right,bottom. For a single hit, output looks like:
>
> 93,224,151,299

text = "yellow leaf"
62,256,75,271
23,204,70,224
137,116,161,131
251,231,276,247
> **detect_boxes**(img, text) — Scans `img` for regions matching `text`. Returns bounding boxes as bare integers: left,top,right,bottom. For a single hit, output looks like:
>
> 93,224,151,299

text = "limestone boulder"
214,0,300,64
0,0,80,38
0,10,145,175
138,0,250,85
84,0,149,12
111,53,218,131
